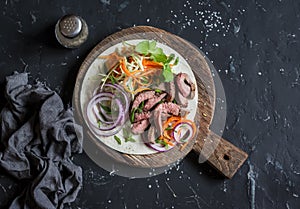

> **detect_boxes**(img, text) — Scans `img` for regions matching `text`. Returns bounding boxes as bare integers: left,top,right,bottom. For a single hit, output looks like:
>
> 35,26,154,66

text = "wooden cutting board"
73,26,248,179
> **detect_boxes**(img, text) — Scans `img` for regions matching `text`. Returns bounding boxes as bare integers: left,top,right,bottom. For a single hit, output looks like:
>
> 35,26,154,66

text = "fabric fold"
0,72,83,209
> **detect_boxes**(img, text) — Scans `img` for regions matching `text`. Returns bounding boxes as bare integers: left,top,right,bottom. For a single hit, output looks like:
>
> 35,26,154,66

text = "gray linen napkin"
0,72,83,209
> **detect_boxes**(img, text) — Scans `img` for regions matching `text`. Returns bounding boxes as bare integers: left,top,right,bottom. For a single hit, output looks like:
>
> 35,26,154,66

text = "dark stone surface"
0,0,299,208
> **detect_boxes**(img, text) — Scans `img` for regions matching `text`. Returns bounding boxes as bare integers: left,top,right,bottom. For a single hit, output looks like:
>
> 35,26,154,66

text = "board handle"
193,130,248,179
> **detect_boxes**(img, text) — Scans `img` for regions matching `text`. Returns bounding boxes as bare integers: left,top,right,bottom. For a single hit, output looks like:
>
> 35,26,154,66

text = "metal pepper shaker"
55,14,88,48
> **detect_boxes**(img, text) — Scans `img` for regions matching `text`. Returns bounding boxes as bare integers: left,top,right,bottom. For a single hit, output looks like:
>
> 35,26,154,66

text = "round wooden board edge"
73,26,216,168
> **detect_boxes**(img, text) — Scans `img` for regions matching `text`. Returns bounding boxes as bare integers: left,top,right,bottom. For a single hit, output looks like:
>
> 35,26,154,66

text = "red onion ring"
145,141,177,152
103,83,130,113
172,122,193,143
105,84,130,122
91,92,114,124
87,84,129,137
93,83,130,114
87,93,124,132
89,119,124,137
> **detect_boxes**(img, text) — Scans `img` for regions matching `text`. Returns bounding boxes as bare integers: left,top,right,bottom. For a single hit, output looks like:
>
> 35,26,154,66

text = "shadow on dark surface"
185,151,226,180
60,55,87,105
0,167,28,209
0,83,5,111
28,24,62,50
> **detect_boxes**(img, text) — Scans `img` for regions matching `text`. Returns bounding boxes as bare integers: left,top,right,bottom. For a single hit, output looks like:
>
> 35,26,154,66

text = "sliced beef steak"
166,81,176,101
156,82,166,91
146,125,157,143
131,89,183,136
152,102,181,134
134,111,151,123
175,72,196,99
131,90,155,111
175,90,188,107
131,119,150,134
141,125,158,144
144,92,166,111
158,102,181,116
155,81,175,102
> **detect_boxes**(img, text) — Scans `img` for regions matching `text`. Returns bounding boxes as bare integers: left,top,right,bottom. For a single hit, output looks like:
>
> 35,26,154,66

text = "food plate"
80,39,198,155
73,26,248,178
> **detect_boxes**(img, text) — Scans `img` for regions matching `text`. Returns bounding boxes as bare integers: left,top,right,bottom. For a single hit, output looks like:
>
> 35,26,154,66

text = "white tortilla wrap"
80,39,198,155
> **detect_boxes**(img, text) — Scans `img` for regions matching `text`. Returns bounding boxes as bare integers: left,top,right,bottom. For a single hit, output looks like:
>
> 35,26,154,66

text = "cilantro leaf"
152,53,167,63
149,40,157,51
123,128,136,143
162,64,174,82
135,40,178,82
149,46,162,55
123,128,129,136
125,136,136,143
166,54,175,63
135,40,165,59
135,41,149,54
173,57,179,66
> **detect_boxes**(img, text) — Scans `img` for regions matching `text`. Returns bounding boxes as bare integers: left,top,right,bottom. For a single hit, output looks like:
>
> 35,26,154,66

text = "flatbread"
80,40,198,155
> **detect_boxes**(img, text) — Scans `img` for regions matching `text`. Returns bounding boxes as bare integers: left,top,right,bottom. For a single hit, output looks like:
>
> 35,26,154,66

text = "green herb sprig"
135,40,179,82
123,129,136,143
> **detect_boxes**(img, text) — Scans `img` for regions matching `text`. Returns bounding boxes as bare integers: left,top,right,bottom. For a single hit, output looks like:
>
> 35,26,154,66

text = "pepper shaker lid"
55,14,88,48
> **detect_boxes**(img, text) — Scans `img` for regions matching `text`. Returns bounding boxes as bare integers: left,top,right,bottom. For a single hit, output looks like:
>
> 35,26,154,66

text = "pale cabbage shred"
98,42,151,96
121,53,149,95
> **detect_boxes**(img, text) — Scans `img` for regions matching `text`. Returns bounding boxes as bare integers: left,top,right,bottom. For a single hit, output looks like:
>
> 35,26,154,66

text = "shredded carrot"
162,116,181,130
163,138,174,146
161,116,181,142
134,77,151,87
114,56,165,94
139,68,162,77
120,58,137,77
161,116,196,145
180,142,189,151
142,59,163,69
111,66,122,78
133,87,152,94
158,135,175,147
163,130,173,140
100,51,173,97
177,129,182,136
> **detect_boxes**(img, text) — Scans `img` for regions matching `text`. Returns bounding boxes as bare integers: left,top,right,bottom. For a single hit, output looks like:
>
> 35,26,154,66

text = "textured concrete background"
0,0,299,208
